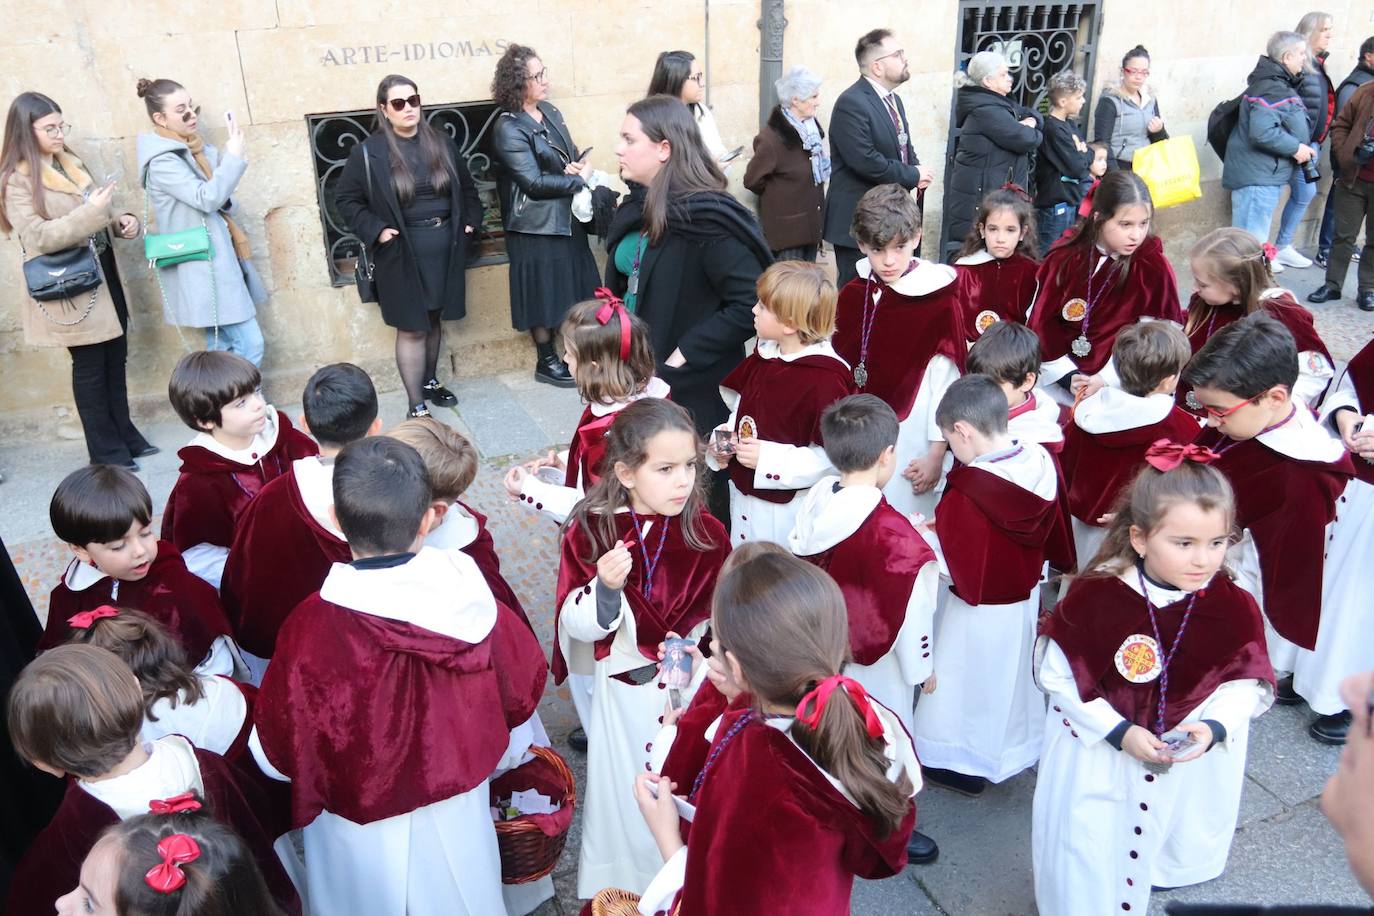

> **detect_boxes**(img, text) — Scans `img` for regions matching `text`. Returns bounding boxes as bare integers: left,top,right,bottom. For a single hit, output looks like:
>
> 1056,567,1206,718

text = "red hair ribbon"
1144,439,1220,472
149,792,202,815
796,674,884,739
999,182,1032,203
593,287,632,361
144,834,201,894
67,605,119,630
1077,178,1100,219
1260,243,1278,263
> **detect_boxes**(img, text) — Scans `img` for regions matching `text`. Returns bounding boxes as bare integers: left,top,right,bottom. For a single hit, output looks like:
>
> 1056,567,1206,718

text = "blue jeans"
1276,141,1321,249
1230,185,1284,243
1036,203,1076,256
204,316,265,367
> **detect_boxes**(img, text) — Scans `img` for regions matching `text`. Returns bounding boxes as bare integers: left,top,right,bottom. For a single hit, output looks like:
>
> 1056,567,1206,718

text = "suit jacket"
823,78,921,248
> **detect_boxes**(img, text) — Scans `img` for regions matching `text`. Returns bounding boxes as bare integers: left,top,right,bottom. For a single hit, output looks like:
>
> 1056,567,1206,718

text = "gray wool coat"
136,133,265,328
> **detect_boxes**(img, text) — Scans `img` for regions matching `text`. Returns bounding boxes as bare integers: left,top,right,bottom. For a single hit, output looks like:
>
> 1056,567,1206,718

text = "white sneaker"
1271,259,1286,273
1275,245,1313,269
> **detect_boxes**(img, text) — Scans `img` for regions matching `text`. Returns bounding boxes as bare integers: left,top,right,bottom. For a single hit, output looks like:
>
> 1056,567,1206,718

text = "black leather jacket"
492,102,585,236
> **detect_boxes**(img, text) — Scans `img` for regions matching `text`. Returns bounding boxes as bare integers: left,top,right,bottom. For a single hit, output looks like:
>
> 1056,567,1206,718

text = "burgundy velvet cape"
458,500,534,632
1008,395,1078,572
719,347,855,503
1346,339,1374,485
936,464,1057,605
658,681,734,798
4,748,299,916
1179,291,1332,413
551,513,730,685
832,272,969,421
675,708,915,915
802,497,936,665
1028,236,1182,375
958,251,1039,340
1060,407,1203,526
565,407,617,490
42,541,233,663
1041,574,1276,733
161,410,319,551
255,594,547,830
1201,431,1354,649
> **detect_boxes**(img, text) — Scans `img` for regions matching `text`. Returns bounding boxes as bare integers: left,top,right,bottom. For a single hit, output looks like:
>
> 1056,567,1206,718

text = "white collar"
755,337,850,369
79,735,203,821
968,440,1058,500
318,546,497,643
64,557,109,592
856,257,957,297
1257,287,1290,302
954,249,996,266
1008,391,1065,445
766,697,921,802
788,477,885,555
589,375,671,418
188,406,282,466
1254,404,1346,463
1115,567,1210,602
291,455,343,539
423,501,481,552
863,76,895,100
1074,388,1180,434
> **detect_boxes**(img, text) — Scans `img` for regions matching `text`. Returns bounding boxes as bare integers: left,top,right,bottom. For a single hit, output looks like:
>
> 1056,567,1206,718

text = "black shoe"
1309,710,1353,745
1359,291,1374,312
131,444,160,458
1314,251,1329,268
567,726,588,753
1275,675,1303,706
115,460,140,472
422,378,458,407
535,355,576,388
1306,282,1342,304
906,830,939,865
923,767,987,797
406,404,432,419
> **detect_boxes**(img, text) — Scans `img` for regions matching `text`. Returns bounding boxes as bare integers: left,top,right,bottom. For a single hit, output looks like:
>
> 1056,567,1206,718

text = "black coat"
491,102,586,236
1297,52,1336,144
943,85,1041,257
604,186,771,435
335,132,482,326
1034,115,1094,208
822,78,921,249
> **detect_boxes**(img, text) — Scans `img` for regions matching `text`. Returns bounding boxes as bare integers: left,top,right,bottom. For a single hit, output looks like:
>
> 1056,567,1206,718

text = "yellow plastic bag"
1132,137,1202,209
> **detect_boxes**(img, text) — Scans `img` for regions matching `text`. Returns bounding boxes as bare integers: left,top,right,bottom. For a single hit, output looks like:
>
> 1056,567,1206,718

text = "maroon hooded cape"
551,513,729,685
43,541,233,663
802,498,936,665
958,251,1039,340
1041,574,1275,733
936,463,1057,605
456,501,533,632
1060,407,1203,526
161,409,319,551
1345,339,1374,485
1028,235,1182,375
565,408,617,490
720,346,855,504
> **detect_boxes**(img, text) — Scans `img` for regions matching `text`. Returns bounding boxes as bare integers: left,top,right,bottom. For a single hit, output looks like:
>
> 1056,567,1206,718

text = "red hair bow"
144,834,201,894
1144,439,1219,472
149,792,202,815
1000,182,1032,203
67,605,119,630
796,674,884,739
593,287,632,361
1261,243,1278,263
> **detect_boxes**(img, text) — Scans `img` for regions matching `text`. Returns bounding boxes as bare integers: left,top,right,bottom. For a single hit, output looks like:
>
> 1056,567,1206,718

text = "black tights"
396,310,443,407
529,325,552,347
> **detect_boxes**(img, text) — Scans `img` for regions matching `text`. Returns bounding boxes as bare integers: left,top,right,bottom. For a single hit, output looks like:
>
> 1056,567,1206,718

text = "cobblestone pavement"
1,249,1370,914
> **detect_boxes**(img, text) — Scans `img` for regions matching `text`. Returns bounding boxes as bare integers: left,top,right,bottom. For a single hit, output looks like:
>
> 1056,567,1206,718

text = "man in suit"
824,29,934,287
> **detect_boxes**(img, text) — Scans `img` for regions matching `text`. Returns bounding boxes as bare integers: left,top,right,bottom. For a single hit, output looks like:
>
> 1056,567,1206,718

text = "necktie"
883,94,909,165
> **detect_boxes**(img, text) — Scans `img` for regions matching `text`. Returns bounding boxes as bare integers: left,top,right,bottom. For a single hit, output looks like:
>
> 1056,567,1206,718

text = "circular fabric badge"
1114,634,1163,684
737,415,757,440
1061,297,1088,322
974,310,1000,335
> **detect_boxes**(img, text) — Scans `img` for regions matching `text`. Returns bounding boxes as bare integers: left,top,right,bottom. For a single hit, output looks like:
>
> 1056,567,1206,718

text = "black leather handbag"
23,239,101,301
354,146,378,303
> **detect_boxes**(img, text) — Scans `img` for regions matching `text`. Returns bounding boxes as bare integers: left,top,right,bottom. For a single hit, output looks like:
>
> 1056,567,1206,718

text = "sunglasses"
1200,396,1257,420
387,94,422,112
1123,67,1151,76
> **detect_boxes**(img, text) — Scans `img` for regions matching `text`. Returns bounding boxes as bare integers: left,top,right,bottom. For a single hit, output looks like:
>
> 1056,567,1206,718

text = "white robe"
709,339,847,546
1007,389,1064,451
787,477,939,737
1031,575,1273,916
911,442,1055,781
142,674,247,756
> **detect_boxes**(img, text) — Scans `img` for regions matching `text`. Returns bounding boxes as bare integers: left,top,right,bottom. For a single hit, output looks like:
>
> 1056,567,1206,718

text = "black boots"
535,341,575,388
1306,282,1342,304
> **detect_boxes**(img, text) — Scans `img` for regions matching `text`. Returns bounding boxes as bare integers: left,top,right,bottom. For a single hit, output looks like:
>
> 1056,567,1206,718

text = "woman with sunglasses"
0,92,156,471
648,50,730,166
135,78,266,366
336,75,481,417
490,45,600,387
1092,46,1168,171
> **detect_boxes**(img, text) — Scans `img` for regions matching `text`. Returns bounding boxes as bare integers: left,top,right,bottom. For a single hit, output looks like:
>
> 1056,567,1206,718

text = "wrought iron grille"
308,101,507,286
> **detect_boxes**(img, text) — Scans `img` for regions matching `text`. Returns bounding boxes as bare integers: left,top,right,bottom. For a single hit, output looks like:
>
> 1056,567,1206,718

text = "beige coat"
4,151,133,347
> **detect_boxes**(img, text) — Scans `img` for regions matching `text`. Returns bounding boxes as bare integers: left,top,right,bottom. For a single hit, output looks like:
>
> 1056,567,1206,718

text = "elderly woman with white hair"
942,49,1041,260
743,65,830,260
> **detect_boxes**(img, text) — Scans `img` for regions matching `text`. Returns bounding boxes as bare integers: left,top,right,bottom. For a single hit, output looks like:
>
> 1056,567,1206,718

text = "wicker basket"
492,744,577,884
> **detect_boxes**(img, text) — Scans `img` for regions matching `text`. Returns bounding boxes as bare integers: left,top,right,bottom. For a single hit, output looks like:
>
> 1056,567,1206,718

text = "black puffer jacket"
1297,51,1336,144
491,102,585,236
1336,62,1374,117
942,85,1041,259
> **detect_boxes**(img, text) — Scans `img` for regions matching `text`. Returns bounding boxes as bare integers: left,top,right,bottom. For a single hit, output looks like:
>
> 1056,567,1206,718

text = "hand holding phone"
720,145,745,164
579,146,594,162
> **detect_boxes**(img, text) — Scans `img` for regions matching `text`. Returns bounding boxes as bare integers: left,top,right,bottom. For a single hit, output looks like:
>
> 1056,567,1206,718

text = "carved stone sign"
319,39,511,67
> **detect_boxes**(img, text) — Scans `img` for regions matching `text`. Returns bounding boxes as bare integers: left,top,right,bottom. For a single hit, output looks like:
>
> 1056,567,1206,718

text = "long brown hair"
0,91,62,233
560,297,657,405
712,552,914,835
1054,170,1154,291
956,187,1040,261
627,94,727,244
565,398,715,561
67,608,205,721
1184,227,1277,336
374,74,456,207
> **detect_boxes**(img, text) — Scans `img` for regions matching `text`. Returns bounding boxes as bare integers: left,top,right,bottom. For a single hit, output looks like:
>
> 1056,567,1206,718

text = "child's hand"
707,428,735,465
661,702,687,728
597,540,635,590
656,631,704,681
502,465,527,500
921,673,938,695
1095,511,1116,526
1070,373,1105,398
1121,725,1167,764
734,437,761,470
1165,721,1214,763
526,449,566,473
633,773,685,858
906,450,943,494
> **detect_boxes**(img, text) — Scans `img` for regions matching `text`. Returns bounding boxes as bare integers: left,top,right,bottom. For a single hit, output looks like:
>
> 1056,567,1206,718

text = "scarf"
153,126,252,260
782,108,831,185
18,149,94,196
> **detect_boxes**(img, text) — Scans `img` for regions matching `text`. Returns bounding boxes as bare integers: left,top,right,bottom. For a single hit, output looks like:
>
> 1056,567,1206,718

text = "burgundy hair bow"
1000,182,1032,203
593,287,632,361
67,605,119,630
149,792,202,815
1260,242,1278,263
796,674,884,739
144,834,201,894
1077,178,1100,219
1144,439,1220,472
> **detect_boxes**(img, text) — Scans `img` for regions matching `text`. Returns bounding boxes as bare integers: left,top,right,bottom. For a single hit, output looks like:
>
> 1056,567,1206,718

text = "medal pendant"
1061,297,1088,322
897,130,909,147
627,275,639,296
737,415,757,441
1185,390,1201,411
854,362,868,388
974,309,1000,335
1114,634,1163,684
1143,759,1174,775
1070,335,1092,358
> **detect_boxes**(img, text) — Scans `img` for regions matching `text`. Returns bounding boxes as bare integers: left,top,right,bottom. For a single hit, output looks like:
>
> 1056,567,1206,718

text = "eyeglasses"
1200,396,1257,420
525,68,549,84
37,122,72,138
387,95,422,112
872,48,907,63
1123,67,1151,76
688,72,705,84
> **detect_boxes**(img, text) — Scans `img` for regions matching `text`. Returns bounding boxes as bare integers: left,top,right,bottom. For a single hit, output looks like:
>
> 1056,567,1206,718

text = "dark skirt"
505,221,600,332
378,224,454,331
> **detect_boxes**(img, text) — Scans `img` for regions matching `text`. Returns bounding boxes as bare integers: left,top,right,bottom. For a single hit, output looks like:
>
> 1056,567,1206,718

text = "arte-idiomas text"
320,39,511,67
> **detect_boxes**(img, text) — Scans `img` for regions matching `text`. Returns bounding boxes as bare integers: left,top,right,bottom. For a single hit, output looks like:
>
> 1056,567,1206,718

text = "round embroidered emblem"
1115,634,1163,684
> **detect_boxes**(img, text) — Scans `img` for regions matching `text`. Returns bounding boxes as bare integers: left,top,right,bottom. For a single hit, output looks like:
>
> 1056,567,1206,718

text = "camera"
1300,158,1320,184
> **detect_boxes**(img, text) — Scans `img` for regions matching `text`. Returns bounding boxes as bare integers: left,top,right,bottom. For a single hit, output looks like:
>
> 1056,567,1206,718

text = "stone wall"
0,0,1367,434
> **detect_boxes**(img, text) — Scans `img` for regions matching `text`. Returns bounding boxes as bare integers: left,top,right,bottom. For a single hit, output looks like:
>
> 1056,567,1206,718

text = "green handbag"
142,196,212,267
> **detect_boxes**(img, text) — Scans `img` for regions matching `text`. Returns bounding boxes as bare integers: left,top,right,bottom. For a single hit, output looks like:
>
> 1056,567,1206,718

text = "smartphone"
712,428,737,455
534,465,563,485
578,146,594,162
1159,730,1198,759
720,145,745,164
643,777,699,822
